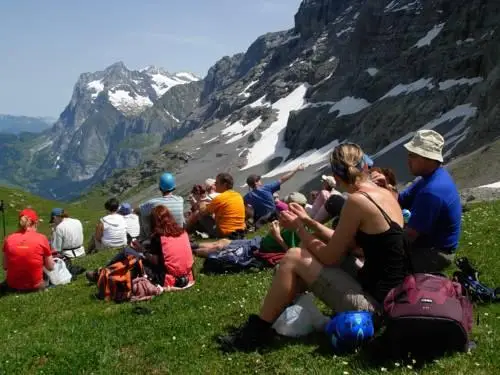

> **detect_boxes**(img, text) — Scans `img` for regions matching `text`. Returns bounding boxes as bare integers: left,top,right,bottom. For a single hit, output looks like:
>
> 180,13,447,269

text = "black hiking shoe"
217,314,275,352
85,270,99,283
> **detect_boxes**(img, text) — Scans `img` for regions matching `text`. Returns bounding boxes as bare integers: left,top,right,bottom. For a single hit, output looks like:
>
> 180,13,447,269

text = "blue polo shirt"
399,167,461,251
244,181,281,220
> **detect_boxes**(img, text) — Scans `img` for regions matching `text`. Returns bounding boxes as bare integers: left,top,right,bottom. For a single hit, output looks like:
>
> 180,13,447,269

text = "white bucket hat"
404,129,444,163
321,175,337,188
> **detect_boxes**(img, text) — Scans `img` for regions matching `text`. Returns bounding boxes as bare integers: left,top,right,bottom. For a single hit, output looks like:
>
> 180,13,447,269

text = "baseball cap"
246,174,261,189
50,208,64,223
118,203,132,215
363,154,374,168
205,178,216,188
20,208,38,222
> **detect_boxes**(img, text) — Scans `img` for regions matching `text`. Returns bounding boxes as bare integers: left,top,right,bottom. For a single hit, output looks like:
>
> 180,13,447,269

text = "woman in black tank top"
218,143,409,352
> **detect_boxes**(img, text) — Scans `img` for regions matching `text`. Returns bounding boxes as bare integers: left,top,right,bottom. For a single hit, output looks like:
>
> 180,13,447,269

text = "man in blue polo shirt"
245,164,305,228
399,129,462,273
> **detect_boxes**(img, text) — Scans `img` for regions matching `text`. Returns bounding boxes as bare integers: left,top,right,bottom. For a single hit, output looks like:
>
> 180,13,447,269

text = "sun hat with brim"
321,175,337,188
285,192,308,206
404,129,444,163
20,208,38,223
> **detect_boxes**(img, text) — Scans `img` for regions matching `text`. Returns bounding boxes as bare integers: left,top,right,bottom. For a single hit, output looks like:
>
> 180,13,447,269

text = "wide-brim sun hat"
404,129,444,163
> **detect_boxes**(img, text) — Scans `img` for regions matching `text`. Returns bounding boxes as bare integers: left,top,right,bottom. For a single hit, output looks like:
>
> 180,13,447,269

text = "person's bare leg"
193,239,232,258
259,247,323,323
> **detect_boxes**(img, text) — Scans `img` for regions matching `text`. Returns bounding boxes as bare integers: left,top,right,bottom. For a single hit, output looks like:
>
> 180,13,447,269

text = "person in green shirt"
192,193,306,258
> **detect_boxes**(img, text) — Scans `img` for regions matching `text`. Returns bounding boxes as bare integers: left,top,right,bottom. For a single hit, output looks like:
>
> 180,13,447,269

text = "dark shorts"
410,248,455,273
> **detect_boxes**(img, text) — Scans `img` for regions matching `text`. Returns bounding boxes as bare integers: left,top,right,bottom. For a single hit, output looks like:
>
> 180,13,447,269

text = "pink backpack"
383,273,473,357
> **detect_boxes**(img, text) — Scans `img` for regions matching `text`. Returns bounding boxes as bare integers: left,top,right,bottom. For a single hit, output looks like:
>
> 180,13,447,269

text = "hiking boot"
217,314,275,352
85,270,99,283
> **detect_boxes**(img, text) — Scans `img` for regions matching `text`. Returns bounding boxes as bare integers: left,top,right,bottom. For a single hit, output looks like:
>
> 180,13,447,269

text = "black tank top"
355,192,410,302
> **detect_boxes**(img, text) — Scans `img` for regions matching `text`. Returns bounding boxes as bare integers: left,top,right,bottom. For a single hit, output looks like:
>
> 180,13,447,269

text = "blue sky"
0,0,301,117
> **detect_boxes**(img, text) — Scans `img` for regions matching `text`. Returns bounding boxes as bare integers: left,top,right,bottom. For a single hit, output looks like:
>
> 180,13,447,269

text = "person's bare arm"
268,221,289,251
281,199,361,265
95,222,104,242
279,164,305,184
288,203,334,242
44,255,55,271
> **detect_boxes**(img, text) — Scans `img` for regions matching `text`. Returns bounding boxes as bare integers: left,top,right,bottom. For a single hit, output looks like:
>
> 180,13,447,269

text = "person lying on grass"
218,142,410,352
192,193,308,258
1,208,55,294
87,205,194,290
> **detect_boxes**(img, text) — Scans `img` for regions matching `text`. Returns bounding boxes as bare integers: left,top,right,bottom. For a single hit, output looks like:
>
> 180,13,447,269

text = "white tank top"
100,214,127,247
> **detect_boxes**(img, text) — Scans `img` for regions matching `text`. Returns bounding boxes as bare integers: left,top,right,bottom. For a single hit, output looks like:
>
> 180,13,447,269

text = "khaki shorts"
309,257,379,313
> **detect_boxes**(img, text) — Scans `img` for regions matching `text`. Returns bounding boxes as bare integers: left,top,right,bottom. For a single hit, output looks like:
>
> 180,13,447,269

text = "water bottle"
402,209,411,224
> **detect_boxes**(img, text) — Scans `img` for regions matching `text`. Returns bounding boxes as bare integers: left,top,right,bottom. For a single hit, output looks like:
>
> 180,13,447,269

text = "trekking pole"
0,200,5,240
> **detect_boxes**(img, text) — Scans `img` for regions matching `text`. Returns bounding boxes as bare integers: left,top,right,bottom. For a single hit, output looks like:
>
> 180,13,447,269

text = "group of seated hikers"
1,129,463,352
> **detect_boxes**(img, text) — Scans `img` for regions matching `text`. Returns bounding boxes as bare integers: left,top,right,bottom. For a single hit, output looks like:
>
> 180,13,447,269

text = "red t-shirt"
160,232,194,287
3,230,52,290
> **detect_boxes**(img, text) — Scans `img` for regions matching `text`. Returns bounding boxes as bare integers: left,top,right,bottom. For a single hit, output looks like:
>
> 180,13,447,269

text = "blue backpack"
453,257,500,303
201,237,265,274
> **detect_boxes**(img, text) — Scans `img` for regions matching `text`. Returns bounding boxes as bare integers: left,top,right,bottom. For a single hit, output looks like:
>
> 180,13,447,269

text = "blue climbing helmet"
325,311,375,353
159,172,176,192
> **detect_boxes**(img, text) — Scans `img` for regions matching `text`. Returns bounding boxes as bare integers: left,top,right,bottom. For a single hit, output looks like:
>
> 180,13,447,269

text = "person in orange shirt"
189,173,246,239
1,208,55,293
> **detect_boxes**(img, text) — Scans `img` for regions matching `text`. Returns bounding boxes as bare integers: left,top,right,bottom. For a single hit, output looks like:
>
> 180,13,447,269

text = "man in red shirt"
2,208,54,292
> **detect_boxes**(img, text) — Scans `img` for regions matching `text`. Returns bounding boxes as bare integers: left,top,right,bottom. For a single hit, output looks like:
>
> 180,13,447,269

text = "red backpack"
383,273,473,358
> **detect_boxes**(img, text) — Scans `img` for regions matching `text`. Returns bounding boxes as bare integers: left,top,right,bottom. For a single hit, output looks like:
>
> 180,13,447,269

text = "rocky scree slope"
102,0,500,204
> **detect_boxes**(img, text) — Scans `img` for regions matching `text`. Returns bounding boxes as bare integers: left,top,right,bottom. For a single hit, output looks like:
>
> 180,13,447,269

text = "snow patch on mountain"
263,139,340,178
238,80,259,98
380,78,434,99
87,80,104,99
165,109,180,123
224,117,263,144
479,181,500,188
242,84,309,170
373,103,477,160
148,73,186,97
438,77,484,90
414,23,445,48
109,90,153,113
328,97,371,117
175,72,200,82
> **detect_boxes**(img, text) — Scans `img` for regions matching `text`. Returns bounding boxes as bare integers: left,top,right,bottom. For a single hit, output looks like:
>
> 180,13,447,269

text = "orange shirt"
3,230,52,290
206,190,246,236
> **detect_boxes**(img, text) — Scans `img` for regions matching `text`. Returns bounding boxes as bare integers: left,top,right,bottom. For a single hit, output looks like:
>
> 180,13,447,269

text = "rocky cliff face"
111,0,500,204
4,0,500,202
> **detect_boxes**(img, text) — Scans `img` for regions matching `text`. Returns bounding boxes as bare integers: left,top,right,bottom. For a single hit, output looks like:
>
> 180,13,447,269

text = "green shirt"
260,229,300,253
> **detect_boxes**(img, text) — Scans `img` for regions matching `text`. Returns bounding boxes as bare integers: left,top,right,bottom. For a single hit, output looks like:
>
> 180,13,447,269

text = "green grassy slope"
0,185,499,374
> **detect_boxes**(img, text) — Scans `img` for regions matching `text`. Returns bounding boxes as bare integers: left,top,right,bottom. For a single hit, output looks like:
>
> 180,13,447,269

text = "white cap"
204,178,216,188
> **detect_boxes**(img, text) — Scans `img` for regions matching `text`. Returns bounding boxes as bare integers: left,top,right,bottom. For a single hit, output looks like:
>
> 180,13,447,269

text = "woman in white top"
88,198,127,252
